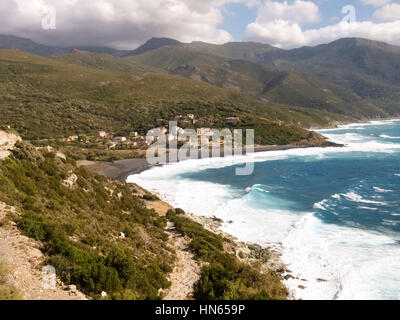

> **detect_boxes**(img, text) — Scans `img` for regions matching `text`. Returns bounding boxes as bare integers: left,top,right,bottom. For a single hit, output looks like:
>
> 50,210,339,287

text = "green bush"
142,194,160,201
175,208,185,215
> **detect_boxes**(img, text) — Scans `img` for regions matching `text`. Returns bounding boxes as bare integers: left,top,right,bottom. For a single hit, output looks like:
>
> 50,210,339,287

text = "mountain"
0,34,129,57
0,34,67,56
184,41,280,61
126,37,183,56
3,34,396,120
126,45,386,118
254,38,400,114
0,49,345,144
55,49,164,73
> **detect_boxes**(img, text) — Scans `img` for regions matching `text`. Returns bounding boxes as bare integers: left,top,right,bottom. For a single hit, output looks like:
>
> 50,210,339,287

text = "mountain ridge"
0,34,130,57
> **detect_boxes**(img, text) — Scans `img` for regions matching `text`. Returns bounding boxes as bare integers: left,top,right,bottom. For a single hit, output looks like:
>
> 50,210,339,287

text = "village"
59,114,241,151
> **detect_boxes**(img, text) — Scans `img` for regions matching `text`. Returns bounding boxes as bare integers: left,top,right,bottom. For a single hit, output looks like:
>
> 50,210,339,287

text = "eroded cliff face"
0,131,21,160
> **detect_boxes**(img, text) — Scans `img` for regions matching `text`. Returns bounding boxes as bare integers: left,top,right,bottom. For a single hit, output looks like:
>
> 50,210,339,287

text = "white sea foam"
382,220,400,226
373,187,393,193
341,192,387,205
313,199,329,211
357,206,378,211
380,135,400,139
281,213,400,300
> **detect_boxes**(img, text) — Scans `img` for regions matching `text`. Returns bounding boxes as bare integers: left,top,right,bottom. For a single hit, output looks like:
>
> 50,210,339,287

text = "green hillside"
55,50,161,73
0,140,287,300
0,49,346,145
125,45,385,119
0,142,174,299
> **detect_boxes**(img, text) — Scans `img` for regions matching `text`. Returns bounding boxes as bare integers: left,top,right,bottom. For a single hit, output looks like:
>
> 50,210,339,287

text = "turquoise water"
129,120,400,300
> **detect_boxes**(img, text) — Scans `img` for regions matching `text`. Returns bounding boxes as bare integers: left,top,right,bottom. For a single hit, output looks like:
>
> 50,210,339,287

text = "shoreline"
80,117,400,181
79,143,338,182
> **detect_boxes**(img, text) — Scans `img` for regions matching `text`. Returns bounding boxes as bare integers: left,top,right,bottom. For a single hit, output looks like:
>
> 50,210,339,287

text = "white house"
98,131,107,138
112,136,127,143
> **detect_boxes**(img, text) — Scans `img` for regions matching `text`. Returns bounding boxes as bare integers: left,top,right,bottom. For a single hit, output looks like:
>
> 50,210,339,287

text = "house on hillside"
226,117,240,125
130,132,139,137
112,136,127,143
98,131,107,138
146,128,167,142
66,135,79,142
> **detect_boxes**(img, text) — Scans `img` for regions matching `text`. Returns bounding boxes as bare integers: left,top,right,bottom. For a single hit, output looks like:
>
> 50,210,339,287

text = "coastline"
78,117,400,184
79,142,339,182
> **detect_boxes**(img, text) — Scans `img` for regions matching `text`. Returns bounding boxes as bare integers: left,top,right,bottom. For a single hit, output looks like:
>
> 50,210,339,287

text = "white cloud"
245,20,307,48
360,0,391,7
255,0,320,25
244,0,400,48
0,0,235,48
373,3,400,21
245,20,400,49
1,0,399,50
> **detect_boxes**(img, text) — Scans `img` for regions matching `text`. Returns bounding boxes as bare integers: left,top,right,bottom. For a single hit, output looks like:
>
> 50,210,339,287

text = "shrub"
142,194,160,201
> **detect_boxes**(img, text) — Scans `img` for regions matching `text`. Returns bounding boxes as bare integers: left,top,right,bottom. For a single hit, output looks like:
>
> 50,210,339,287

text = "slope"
0,49,341,145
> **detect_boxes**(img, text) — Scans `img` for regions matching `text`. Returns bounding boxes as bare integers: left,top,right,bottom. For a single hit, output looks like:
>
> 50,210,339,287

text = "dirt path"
140,195,201,300
0,203,87,300
163,221,201,300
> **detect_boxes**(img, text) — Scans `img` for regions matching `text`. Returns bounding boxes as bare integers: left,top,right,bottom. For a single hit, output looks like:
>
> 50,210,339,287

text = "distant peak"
329,37,392,48
147,37,181,43
127,37,183,56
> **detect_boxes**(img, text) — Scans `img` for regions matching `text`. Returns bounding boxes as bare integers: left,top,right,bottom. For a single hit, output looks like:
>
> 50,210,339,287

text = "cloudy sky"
1,0,399,49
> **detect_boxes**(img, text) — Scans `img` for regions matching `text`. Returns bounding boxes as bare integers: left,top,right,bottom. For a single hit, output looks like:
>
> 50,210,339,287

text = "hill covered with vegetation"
2,33,399,118
0,49,347,145
125,45,385,119
0,138,288,300
0,141,174,299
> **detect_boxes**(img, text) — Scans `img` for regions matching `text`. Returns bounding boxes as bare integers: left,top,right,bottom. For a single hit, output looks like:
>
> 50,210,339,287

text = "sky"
0,0,399,49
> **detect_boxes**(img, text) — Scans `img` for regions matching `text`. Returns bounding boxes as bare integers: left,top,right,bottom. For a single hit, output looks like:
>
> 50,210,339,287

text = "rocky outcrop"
0,131,21,160
62,173,78,189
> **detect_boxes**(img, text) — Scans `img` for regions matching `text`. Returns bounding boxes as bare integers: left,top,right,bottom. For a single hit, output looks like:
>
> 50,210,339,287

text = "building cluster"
61,114,240,150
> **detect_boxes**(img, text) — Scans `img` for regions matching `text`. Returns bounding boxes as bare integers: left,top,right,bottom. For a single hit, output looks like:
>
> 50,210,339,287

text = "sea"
127,119,400,300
